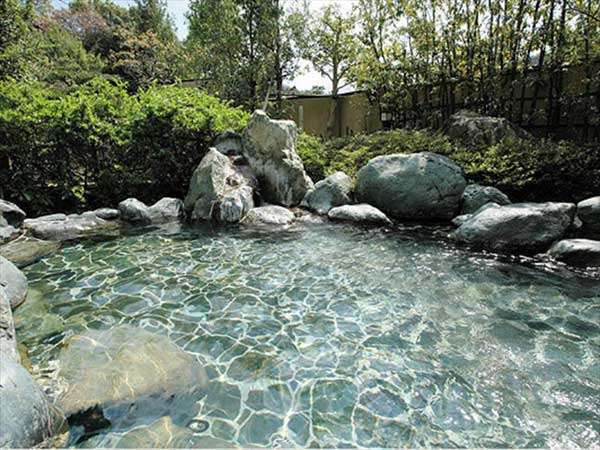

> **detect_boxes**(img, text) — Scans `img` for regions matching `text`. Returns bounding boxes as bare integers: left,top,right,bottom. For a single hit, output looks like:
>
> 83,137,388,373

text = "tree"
186,0,300,110
129,0,176,43
298,4,358,136
108,27,181,92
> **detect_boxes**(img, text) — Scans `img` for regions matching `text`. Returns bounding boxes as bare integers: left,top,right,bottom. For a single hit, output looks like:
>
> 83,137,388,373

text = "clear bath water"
15,222,600,448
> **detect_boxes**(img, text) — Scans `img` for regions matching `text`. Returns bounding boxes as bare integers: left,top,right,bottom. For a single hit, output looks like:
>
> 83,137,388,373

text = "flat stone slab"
0,237,60,268
24,213,120,241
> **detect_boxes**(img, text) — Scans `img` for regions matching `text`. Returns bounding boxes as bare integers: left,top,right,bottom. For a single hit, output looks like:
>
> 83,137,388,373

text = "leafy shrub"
0,78,248,215
296,132,327,181
304,129,599,202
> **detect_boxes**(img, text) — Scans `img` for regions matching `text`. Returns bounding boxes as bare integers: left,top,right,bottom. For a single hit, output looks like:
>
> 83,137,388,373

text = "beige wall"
283,92,383,139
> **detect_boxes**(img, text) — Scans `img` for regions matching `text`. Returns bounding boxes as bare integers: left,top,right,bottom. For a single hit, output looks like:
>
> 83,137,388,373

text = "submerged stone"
57,325,208,422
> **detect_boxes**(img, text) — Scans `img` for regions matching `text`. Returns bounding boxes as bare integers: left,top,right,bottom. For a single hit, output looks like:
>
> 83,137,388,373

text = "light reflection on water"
15,222,600,448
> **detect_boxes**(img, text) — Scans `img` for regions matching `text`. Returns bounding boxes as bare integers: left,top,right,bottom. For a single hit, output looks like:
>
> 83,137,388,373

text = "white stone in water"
328,204,392,225
241,205,295,226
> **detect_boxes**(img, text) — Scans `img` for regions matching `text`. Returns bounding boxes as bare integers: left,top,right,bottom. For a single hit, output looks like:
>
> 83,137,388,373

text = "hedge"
0,78,248,215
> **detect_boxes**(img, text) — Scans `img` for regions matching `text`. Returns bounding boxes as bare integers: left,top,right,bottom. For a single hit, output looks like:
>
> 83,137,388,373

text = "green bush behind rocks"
299,129,600,203
0,78,248,215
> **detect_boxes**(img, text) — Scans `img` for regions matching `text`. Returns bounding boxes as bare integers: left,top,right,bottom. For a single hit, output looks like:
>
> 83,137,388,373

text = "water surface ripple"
16,223,600,448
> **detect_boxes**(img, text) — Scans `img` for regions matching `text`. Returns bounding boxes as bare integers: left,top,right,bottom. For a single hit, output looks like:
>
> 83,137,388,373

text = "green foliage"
0,78,248,215
296,132,327,181
303,129,600,202
324,129,457,178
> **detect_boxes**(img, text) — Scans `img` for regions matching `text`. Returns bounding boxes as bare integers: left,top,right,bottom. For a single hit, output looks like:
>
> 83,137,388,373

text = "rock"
57,325,207,419
0,359,66,448
119,198,186,225
0,256,28,309
79,416,233,448
148,198,186,224
214,130,243,156
547,239,600,267
94,208,120,221
452,202,576,254
445,110,530,146
241,205,295,226
12,288,65,343
0,236,60,268
460,184,511,215
302,171,353,214
355,152,466,220
452,202,499,227
328,204,392,225
184,149,254,223
118,198,151,224
577,196,600,239
242,110,313,206
0,224,20,244
0,286,17,361
0,199,26,228
23,214,120,242
30,213,67,222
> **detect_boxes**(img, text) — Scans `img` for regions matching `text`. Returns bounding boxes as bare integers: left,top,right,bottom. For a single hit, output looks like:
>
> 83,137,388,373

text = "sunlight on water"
15,223,600,448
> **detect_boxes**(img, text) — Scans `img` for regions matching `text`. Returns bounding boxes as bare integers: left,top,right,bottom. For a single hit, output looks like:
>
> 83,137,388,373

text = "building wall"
283,92,383,139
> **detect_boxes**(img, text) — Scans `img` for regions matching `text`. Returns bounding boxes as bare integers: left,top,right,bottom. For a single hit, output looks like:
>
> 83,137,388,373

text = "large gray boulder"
184,149,254,223
148,198,186,223
460,184,511,215
577,196,600,239
302,171,352,215
24,212,120,241
0,199,26,228
453,202,576,254
241,205,295,227
242,110,313,206
0,359,66,448
0,237,60,268
57,326,207,419
355,152,466,220
0,256,28,309
328,204,392,225
547,239,600,267
445,110,530,146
